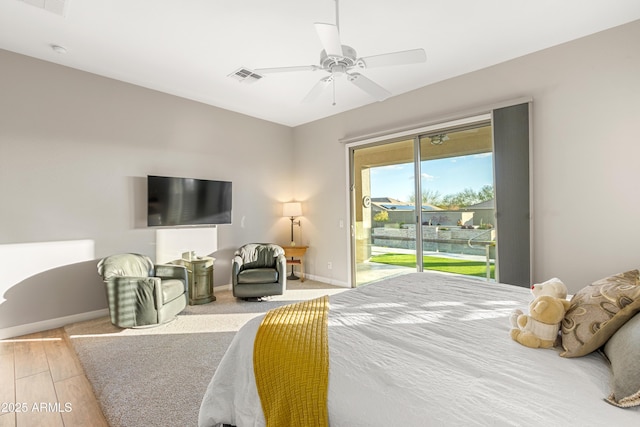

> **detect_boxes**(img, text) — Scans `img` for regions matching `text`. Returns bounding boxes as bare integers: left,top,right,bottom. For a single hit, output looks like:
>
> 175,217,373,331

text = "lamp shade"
283,202,302,217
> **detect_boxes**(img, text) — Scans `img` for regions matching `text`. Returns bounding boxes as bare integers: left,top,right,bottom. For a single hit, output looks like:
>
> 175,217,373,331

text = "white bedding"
199,272,640,426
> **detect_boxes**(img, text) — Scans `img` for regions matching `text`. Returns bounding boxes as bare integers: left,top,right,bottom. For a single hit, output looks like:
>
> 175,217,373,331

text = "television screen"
147,175,232,226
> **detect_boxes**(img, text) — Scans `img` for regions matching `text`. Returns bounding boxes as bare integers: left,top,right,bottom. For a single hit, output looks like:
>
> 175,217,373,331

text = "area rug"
65,283,346,427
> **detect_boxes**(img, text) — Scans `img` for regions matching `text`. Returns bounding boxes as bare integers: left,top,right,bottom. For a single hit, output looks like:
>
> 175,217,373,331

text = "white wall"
294,20,640,294
0,50,294,335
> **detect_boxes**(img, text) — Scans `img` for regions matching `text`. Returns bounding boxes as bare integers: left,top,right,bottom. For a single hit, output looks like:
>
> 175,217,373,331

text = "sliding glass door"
351,139,417,286
349,103,531,288
418,124,495,281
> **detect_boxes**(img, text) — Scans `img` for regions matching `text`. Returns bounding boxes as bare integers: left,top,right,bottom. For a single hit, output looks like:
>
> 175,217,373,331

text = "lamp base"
288,263,299,280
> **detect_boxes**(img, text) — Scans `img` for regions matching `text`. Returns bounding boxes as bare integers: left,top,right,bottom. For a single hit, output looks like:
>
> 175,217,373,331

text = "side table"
282,246,308,282
182,256,216,305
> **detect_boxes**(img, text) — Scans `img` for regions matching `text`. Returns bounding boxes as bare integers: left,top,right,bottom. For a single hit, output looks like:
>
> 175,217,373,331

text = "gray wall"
293,20,640,294
0,50,294,334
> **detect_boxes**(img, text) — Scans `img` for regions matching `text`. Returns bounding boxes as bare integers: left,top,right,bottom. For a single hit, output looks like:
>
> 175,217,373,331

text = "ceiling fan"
255,0,427,105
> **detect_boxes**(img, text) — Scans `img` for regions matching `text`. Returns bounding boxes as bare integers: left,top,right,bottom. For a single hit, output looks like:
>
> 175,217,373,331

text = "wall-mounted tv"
147,175,232,226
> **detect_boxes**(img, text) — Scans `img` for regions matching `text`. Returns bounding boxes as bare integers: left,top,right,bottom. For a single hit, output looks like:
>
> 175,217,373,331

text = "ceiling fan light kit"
250,0,426,105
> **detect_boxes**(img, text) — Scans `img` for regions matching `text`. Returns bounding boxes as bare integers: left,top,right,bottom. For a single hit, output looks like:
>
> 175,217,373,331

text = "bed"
199,271,640,426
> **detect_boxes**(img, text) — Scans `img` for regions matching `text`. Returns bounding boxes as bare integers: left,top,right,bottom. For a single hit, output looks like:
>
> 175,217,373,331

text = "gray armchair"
97,253,188,327
232,243,286,299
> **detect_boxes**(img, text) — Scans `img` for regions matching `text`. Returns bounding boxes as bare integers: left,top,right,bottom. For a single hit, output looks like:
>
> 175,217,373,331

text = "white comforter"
199,272,640,426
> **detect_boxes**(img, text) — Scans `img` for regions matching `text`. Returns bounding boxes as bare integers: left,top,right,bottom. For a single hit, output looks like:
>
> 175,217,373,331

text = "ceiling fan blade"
302,76,332,103
314,22,343,57
359,48,427,69
255,65,321,74
347,73,392,101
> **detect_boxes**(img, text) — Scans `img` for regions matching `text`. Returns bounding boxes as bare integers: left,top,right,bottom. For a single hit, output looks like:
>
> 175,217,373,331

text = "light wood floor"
0,328,108,427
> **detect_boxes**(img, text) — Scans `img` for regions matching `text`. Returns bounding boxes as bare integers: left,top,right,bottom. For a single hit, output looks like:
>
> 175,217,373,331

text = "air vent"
228,68,264,84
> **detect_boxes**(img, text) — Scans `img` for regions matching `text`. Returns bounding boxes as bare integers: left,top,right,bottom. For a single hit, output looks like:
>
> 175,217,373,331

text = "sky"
370,153,493,202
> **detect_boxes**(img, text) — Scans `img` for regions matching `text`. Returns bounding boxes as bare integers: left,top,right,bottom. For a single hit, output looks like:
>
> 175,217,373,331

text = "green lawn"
370,253,495,279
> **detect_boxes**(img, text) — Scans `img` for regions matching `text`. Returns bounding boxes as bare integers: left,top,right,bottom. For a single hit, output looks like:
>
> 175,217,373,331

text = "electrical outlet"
327,262,332,270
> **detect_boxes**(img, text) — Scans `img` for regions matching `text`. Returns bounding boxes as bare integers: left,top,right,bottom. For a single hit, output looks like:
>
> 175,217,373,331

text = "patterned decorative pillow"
604,312,640,408
561,269,640,358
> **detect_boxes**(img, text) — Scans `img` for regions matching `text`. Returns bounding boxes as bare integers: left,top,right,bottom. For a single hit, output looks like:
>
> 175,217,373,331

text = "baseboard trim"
214,278,350,291
0,308,109,340
214,283,232,292
304,273,350,288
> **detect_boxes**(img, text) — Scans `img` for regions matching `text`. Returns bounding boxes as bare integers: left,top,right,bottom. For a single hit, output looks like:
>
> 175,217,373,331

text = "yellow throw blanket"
253,295,329,427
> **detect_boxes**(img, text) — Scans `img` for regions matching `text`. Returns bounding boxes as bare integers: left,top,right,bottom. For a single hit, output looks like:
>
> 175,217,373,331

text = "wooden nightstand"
282,246,308,282
181,256,216,305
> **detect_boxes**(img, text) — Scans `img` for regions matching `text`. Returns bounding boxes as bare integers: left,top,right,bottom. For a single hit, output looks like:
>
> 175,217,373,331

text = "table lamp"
283,202,302,246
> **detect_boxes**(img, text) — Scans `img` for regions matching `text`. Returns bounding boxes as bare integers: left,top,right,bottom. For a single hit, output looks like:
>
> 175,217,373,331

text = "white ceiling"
2,1,640,127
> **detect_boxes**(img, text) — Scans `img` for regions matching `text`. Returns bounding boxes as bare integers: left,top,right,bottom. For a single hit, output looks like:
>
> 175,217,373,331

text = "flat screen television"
147,175,232,226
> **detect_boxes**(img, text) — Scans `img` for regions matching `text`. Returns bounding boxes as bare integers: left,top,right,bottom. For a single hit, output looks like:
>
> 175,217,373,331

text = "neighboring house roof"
372,197,495,212
372,197,404,204
466,199,495,209
377,204,415,211
371,198,441,212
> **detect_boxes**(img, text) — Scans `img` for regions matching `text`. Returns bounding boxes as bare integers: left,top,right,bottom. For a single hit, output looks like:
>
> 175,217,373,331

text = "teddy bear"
530,277,567,300
510,295,571,349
